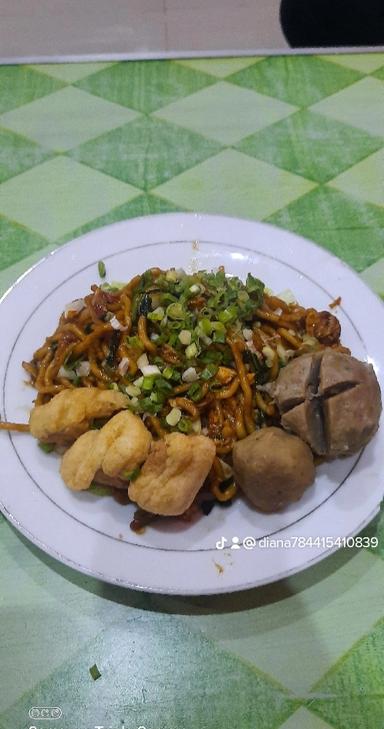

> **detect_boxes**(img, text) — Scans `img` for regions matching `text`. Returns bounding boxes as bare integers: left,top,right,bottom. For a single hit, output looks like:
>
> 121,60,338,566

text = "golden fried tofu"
29,388,128,444
98,410,152,477
128,432,215,516
60,430,102,491
60,410,152,491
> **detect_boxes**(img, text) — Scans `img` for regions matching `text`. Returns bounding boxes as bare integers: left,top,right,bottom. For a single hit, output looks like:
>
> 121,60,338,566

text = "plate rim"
0,212,383,594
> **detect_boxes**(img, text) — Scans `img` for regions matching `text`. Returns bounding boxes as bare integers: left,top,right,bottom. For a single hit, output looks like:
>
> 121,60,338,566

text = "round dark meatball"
274,349,382,457
233,427,315,512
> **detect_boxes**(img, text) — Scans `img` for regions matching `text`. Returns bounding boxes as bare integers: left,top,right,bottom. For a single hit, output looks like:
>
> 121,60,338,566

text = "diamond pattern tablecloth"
0,54,384,729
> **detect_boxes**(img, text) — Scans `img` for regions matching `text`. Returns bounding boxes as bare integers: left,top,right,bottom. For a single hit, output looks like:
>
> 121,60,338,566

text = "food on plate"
233,427,315,512
60,410,152,491
128,432,216,516
1,265,381,531
29,387,128,444
274,349,382,457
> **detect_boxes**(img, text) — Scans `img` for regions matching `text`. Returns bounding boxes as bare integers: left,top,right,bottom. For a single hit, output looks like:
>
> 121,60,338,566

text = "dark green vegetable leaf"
246,273,265,306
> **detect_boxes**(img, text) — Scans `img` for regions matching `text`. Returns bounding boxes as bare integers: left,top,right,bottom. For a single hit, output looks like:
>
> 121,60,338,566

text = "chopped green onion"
147,306,165,321
238,290,249,303
168,333,179,347
166,407,182,426
191,417,202,433
246,273,265,306
142,375,155,391
185,342,198,359
200,350,223,364
133,375,144,388
179,329,192,345
162,366,174,380
199,318,212,335
126,384,141,397
200,363,219,380
189,284,200,294
122,466,141,481
126,335,144,350
108,382,119,391
167,302,185,320
38,442,55,454
178,417,192,434
98,260,106,278
187,382,204,401
212,329,226,343
88,484,111,497
141,364,161,377
218,305,238,324
154,377,173,393
211,321,226,333
182,366,198,383
128,396,139,410
139,397,162,414
137,353,149,370
89,664,101,681
165,269,178,282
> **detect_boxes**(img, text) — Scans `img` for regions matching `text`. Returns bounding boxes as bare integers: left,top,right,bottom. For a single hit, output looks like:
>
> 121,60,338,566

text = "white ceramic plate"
0,213,383,594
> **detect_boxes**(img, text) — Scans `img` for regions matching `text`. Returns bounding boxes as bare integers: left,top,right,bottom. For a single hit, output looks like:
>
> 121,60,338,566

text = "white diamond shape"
154,81,297,145
0,157,140,240
311,77,384,137
280,708,334,729
0,87,139,151
154,149,315,219
328,148,384,207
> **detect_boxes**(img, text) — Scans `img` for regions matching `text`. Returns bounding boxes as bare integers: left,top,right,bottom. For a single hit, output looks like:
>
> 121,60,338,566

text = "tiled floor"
0,0,287,60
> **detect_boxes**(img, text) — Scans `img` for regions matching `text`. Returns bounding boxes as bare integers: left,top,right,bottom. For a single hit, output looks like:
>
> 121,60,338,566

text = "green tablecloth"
0,54,384,729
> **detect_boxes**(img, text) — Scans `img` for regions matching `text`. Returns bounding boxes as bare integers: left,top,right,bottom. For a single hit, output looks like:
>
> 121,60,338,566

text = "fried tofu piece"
29,388,128,444
98,410,152,478
60,431,102,491
128,432,215,516
60,410,152,491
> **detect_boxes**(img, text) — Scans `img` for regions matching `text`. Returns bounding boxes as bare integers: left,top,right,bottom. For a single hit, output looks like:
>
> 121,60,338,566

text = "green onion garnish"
200,363,219,380
88,484,112,497
212,330,226,343
162,366,174,380
98,260,106,278
154,377,173,393
185,342,198,359
122,466,141,481
167,302,185,320
126,335,144,350
178,417,192,434
89,664,102,681
142,375,155,392
187,382,204,402
38,442,55,454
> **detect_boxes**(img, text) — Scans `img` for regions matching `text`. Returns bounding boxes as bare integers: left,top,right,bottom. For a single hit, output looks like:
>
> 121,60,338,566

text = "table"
0,53,383,729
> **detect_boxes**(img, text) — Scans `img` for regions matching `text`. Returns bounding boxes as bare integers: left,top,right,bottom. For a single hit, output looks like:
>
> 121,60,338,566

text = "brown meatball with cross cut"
274,349,382,458
232,427,315,512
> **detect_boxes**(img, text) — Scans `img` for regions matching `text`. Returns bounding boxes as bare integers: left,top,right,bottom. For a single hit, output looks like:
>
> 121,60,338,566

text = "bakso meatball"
232,427,315,512
274,349,382,457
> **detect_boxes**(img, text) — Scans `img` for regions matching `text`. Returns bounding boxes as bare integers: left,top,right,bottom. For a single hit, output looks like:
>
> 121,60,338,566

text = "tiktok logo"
215,536,242,549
